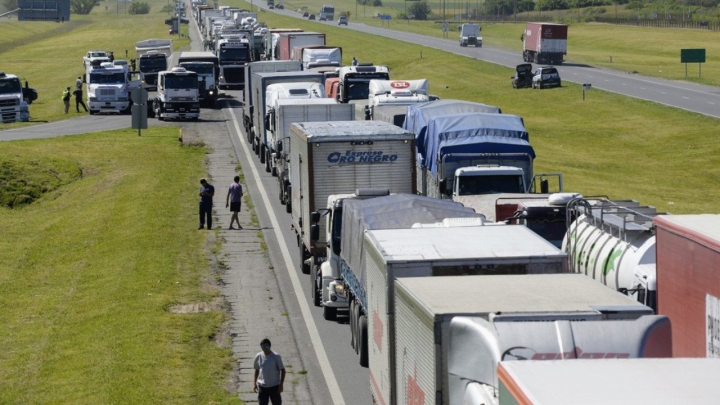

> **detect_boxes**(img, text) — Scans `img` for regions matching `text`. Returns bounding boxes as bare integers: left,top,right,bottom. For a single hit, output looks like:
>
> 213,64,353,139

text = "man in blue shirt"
198,178,214,230
254,338,286,405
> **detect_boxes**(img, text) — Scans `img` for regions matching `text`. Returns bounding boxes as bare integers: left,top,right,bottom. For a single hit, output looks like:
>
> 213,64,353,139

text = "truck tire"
286,186,292,214
323,305,337,321
260,144,266,164
311,267,321,307
354,302,361,354
349,299,356,349
359,315,369,367
271,165,278,177
265,151,271,173
279,183,285,204
299,243,310,275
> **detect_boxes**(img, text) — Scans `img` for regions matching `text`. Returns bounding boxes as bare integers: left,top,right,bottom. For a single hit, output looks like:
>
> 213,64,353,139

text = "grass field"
0,0,190,128
236,1,720,214
0,127,240,404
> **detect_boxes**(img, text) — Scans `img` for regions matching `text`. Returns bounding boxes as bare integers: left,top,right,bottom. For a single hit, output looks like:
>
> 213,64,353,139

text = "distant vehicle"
523,22,568,65
319,4,334,20
83,50,111,69
532,66,561,89
308,14,315,20
511,63,533,89
337,15,347,25
459,23,481,47
302,11,308,17
276,4,284,9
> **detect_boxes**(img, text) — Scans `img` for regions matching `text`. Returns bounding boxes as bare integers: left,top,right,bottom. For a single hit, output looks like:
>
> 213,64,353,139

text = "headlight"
208,90,214,95
219,76,224,80
333,284,345,296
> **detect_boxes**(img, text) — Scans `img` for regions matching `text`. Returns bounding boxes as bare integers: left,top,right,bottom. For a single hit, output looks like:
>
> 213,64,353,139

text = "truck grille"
99,89,115,96
1,111,18,122
223,67,244,84
0,99,19,107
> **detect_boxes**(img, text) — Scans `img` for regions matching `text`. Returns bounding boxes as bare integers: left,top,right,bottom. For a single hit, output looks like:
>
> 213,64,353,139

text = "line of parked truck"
208,6,720,404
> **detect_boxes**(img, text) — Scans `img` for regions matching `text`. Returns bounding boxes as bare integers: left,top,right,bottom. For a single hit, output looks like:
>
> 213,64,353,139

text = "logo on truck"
373,308,384,351
502,346,630,361
390,81,411,89
406,364,425,405
327,151,398,164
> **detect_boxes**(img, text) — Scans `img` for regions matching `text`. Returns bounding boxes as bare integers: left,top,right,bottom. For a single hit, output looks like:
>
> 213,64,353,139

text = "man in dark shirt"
198,178,215,230
73,88,88,113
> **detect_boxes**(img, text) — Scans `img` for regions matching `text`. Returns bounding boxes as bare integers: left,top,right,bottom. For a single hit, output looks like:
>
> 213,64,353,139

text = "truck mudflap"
341,259,366,312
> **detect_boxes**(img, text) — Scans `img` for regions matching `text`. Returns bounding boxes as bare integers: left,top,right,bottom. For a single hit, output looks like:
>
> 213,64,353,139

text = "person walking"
198,178,214,230
225,175,243,230
76,76,82,91
73,87,88,113
62,87,71,114
253,338,285,405
352,56,358,66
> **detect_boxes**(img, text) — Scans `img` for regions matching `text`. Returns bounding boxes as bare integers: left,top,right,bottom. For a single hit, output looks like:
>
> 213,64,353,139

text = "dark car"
276,4,284,8
511,63,533,89
302,11,308,17
22,87,38,104
308,14,315,20
532,66,561,89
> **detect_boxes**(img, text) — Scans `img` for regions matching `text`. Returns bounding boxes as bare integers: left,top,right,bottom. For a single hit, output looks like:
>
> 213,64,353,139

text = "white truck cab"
365,79,431,120
0,72,25,123
86,62,134,115
459,23,482,47
453,165,527,196
154,67,200,121
83,50,111,69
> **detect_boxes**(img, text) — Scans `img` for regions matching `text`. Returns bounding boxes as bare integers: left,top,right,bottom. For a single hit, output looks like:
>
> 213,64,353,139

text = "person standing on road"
73,87,88,113
254,338,285,405
62,87,71,114
198,178,214,230
226,175,243,230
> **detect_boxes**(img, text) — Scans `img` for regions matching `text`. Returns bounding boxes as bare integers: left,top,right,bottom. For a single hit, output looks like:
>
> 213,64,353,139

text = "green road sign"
681,49,706,64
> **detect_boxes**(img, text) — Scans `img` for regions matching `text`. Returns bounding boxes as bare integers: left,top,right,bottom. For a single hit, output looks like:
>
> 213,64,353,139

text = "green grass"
236,2,720,214
0,128,240,404
0,0,190,128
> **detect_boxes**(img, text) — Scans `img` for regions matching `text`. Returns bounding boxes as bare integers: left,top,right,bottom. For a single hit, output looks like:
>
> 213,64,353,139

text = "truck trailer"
394,274,671,405
266,98,355,208
496,358,719,405
289,121,416,281
523,23,567,65
653,214,720,358
363,226,568,404
563,197,664,311
276,32,326,61
291,45,342,70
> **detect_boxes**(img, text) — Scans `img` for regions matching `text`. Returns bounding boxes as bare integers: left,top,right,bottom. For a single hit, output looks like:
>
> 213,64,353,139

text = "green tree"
128,1,150,14
70,0,96,14
409,0,431,20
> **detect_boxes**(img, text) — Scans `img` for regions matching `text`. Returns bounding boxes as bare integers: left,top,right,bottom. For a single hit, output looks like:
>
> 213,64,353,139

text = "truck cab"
178,61,218,107
452,165,527,196
365,79,431,120
135,40,173,89
216,35,252,89
0,72,25,123
334,65,390,103
153,67,200,121
83,50,111,69
86,62,134,115
459,23,482,47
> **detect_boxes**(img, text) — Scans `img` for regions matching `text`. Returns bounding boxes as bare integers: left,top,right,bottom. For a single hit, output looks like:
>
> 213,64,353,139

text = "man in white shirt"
253,338,286,405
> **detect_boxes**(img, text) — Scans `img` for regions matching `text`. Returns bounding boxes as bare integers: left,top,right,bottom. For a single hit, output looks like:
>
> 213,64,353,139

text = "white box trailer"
393,274,668,405
364,226,568,405
497,358,720,405
242,60,301,140
269,98,355,208
290,121,416,276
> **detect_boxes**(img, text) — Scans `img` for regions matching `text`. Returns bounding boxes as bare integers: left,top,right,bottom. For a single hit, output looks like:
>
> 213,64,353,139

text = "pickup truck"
83,50,111,69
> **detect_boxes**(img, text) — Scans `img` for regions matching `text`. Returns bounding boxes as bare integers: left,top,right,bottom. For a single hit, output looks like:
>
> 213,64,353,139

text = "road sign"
380,14,391,20
18,0,70,22
681,49,706,63
131,105,148,136
131,87,149,105
583,84,592,90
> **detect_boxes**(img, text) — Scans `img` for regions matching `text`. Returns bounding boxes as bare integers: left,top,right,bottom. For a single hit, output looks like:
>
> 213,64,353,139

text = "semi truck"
0,72,26,123
318,194,482,323
152,67,200,121
459,23,481,47
266,98,355,208
262,29,303,61
359,225,568,403
326,65,391,118
261,81,326,172
242,60,302,143
522,22,568,65
289,121,416,282
135,39,173,89
365,79,431,121
276,32,326,61
86,62,138,115
496,358,720,405
562,197,664,311
215,35,252,89
251,71,324,164
177,51,219,107
394,274,672,405
653,214,720,358
291,45,342,69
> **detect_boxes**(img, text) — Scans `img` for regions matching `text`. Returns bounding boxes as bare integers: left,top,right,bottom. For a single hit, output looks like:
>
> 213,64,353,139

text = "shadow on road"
560,63,594,68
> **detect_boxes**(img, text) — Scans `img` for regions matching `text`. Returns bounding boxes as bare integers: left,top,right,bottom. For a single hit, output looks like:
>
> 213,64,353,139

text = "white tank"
562,199,663,308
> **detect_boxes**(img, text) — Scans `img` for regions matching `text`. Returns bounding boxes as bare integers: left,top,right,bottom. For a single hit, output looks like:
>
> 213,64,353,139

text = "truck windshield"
89,73,125,84
165,75,198,89
219,46,249,62
331,207,342,256
180,64,214,76
345,73,389,100
457,175,524,195
139,58,167,72
0,78,22,94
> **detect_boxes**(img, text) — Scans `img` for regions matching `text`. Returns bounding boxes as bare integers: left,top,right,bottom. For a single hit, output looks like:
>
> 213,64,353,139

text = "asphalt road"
268,6,720,119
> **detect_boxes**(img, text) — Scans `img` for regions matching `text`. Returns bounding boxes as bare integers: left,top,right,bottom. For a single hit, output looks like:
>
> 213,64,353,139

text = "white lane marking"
225,107,346,405
641,87,645,90
683,96,689,100
661,92,667,94
710,102,716,105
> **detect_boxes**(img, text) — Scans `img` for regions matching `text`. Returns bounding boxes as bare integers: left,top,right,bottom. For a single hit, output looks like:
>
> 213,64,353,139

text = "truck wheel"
260,144,266,164
359,315,369,367
349,299,356,349
279,184,285,204
271,165,278,177
286,186,292,214
323,305,337,321
89,110,96,115
265,151,271,173
354,302,361,354
311,267,321,307
299,244,310,275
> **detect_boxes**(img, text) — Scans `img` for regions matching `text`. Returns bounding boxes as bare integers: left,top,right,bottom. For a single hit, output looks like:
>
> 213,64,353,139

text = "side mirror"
264,113,271,130
310,211,321,224
276,141,283,153
310,224,320,242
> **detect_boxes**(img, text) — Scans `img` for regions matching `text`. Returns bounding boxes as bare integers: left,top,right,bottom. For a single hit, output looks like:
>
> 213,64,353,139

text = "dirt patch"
168,297,224,314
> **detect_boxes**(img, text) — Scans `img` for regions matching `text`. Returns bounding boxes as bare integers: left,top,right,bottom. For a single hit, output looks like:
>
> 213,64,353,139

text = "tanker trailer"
562,197,666,311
